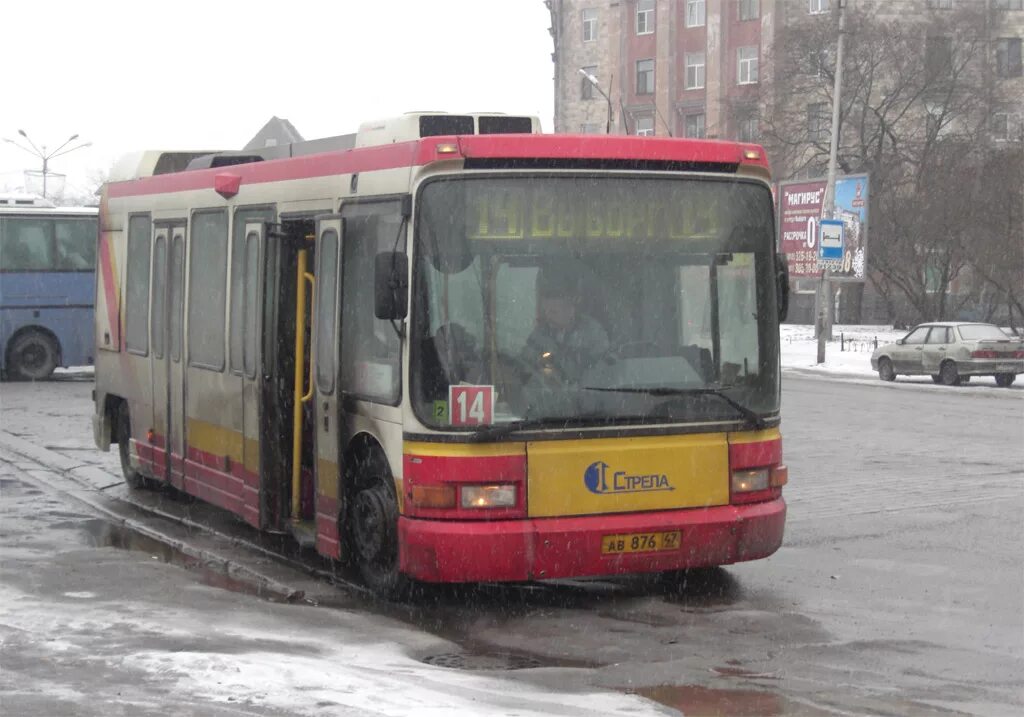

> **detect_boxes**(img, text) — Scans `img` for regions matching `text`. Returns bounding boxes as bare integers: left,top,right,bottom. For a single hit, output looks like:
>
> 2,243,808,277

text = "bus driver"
520,265,609,387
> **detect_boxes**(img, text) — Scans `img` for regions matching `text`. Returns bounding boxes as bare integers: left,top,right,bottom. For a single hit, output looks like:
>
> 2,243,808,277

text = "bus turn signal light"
460,485,516,509
409,484,456,509
771,464,788,487
743,149,761,161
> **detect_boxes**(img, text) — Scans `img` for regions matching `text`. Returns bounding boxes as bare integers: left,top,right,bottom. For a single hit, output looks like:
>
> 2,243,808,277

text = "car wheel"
878,357,896,382
939,360,960,386
931,375,942,384
350,474,410,599
7,330,59,381
995,373,1016,388
117,403,152,489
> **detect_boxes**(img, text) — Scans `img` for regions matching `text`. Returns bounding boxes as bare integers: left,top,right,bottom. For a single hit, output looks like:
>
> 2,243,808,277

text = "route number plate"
601,531,681,555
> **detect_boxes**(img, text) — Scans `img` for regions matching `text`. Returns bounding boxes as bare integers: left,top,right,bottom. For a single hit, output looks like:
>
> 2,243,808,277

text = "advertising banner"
778,174,869,282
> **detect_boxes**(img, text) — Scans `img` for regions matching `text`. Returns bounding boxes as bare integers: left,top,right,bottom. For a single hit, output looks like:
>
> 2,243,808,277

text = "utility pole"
578,69,614,134
1,130,91,199
816,0,847,364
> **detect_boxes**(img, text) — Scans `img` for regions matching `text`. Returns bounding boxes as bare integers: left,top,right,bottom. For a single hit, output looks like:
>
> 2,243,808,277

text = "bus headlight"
460,485,517,509
731,468,770,494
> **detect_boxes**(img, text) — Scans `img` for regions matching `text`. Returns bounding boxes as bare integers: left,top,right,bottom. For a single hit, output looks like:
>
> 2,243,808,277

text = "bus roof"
106,133,769,201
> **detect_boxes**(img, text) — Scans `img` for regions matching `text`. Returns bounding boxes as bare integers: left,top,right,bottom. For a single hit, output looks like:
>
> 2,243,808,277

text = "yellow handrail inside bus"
291,249,315,521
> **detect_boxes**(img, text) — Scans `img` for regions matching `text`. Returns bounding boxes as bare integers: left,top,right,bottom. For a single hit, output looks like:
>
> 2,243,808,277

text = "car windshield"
410,175,780,430
958,324,1010,341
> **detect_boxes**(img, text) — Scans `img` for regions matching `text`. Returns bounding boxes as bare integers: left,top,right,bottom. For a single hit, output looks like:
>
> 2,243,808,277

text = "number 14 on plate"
448,385,495,426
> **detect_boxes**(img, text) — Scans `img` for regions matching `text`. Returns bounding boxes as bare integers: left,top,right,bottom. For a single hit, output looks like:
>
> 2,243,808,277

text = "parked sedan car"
871,322,1023,387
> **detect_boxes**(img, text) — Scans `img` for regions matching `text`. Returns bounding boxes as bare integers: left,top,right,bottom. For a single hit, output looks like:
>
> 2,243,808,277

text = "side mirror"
775,253,790,323
895,338,905,345
374,251,408,320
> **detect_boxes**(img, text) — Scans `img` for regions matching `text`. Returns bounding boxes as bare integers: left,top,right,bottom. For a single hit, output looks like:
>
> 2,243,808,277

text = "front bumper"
399,498,786,583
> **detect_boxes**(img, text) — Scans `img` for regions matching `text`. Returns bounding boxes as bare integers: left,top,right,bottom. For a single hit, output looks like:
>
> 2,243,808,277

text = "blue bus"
0,195,97,380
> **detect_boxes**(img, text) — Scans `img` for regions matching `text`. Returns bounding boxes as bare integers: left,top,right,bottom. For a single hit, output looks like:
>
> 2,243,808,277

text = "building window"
738,46,759,84
685,113,706,138
581,65,597,99
996,38,1023,78
809,0,829,14
582,8,597,42
994,0,1023,9
636,0,654,34
685,52,706,89
636,59,655,94
635,116,655,136
926,36,953,78
807,102,829,140
739,0,759,21
927,0,952,7
686,0,705,28
737,114,759,142
992,113,1021,141
580,122,603,134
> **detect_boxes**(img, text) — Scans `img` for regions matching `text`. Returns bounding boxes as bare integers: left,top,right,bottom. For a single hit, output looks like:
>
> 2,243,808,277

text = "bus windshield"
411,175,779,430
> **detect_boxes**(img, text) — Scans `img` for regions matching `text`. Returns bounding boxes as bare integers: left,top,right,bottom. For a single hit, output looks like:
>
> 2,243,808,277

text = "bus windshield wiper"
467,417,584,442
582,385,766,430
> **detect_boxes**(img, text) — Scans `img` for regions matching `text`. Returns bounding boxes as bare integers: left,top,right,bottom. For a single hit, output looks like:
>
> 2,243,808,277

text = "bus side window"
1,218,52,271
54,218,96,270
125,215,152,355
339,201,403,403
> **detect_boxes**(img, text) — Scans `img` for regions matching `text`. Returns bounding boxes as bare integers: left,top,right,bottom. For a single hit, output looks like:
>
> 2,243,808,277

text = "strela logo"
584,461,674,495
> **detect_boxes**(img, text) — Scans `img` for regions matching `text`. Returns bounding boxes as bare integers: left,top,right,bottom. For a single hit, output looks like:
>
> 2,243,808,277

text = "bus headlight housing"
731,468,770,494
460,485,517,509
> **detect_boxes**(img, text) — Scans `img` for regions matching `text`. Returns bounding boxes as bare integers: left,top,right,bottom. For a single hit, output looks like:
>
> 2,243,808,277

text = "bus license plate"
601,531,681,555
997,364,1015,371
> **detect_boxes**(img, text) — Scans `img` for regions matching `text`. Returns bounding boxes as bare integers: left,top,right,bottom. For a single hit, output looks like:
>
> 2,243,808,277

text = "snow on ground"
781,324,902,378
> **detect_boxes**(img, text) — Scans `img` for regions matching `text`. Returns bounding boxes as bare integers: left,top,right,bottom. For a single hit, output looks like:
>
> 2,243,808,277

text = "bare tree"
761,2,1021,324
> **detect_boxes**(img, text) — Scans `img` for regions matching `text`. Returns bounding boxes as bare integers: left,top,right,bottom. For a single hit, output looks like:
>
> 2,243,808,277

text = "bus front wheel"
350,475,409,599
7,330,59,381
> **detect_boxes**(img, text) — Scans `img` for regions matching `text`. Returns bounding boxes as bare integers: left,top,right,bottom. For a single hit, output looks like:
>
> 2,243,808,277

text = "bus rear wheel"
350,475,409,599
7,330,59,381
117,403,151,489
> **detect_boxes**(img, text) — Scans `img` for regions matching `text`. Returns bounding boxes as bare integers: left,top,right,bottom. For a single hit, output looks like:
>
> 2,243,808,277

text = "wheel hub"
352,485,395,564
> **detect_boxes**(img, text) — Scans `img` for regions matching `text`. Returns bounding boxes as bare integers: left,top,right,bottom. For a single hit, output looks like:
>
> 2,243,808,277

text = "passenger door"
312,216,343,556
167,225,187,488
894,326,929,374
921,326,951,375
240,221,265,527
149,227,169,482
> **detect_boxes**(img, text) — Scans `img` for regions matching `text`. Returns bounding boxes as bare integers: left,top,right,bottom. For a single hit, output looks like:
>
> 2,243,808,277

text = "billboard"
778,174,869,281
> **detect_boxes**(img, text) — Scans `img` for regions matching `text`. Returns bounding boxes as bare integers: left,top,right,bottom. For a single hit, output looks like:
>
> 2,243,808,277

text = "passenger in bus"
520,265,609,386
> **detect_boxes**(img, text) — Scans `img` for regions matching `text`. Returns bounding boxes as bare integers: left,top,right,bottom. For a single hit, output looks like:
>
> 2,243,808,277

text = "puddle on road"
417,647,597,671
79,519,299,603
628,684,825,716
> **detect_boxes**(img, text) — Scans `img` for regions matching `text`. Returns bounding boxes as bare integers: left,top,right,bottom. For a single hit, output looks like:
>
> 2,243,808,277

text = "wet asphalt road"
0,374,1021,715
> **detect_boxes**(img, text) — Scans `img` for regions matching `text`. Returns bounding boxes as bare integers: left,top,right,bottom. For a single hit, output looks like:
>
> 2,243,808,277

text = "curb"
0,431,310,603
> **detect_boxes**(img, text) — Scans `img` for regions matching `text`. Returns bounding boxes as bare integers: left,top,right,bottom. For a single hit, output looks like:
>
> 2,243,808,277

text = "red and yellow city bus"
92,113,790,596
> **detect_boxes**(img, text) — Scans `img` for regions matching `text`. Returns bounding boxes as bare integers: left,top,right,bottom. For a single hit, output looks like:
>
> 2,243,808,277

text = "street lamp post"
815,0,847,364
578,69,614,134
2,129,92,199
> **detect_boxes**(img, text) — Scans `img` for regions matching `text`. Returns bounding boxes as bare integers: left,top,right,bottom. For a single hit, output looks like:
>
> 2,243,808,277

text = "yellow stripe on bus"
403,441,527,457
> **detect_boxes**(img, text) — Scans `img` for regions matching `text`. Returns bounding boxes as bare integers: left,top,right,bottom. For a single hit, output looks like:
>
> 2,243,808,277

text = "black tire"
995,373,1016,388
878,357,896,382
6,330,59,381
931,375,942,384
117,403,150,489
349,475,409,599
939,360,961,386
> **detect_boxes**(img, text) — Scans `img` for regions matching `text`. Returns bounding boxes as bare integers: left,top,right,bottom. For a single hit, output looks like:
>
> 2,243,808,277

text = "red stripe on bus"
97,231,121,350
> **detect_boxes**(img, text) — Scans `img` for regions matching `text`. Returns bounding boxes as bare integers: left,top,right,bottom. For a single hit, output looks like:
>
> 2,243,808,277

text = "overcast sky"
0,0,555,199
